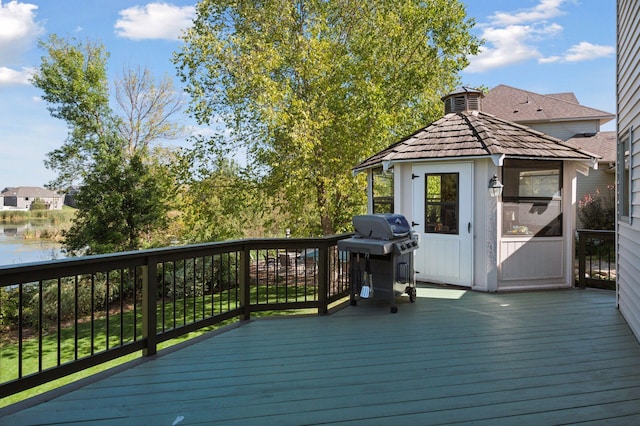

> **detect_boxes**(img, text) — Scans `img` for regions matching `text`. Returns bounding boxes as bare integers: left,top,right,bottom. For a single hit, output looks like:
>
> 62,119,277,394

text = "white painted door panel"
412,163,473,287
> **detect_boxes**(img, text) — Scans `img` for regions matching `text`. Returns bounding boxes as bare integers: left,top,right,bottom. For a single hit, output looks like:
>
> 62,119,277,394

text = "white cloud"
466,22,562,73
0,0,44,63
538,41,614,63
466,0,611,73
488,0,567,26
538,56,561,64
564,41,615,62
0,65,34,86
467,25,541,73
114,2,196,41
466,0,568,73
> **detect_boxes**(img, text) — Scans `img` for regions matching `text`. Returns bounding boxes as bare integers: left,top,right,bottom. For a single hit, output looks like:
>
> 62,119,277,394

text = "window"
425,173,458,234
618,127,632,222
372,167,394,214
502,159,562,237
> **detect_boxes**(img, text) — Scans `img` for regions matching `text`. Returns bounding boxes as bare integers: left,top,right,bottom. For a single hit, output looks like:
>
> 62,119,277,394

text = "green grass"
0,284,318,408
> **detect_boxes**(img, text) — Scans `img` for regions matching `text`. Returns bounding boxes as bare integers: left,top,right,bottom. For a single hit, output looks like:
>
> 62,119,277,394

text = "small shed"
355,88,599,291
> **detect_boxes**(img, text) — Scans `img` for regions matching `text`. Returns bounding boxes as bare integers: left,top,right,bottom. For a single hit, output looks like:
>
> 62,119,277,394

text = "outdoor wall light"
488,174,503,197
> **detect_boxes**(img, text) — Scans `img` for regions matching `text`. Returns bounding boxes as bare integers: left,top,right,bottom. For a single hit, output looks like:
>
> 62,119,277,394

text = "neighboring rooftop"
565,131,617,164
0,186,61,198
481,85,615,126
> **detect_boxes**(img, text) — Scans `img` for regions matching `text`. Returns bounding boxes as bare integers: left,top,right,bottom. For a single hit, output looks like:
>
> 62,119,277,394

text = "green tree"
177,138,287,242
63,147,173,254
29,198,47,211
31,35,183,254
174,0,480,235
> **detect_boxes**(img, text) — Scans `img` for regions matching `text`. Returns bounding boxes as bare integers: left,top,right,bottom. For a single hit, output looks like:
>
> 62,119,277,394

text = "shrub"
578,185,615,230
30,198,48,211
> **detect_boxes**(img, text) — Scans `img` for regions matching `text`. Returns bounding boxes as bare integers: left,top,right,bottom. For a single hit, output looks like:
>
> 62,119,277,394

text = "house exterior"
63,186,79,208
482,85,614,140
0,187,63,211
616,0,640,342
483,85,616,226
565,132,616,209
355,88,598,292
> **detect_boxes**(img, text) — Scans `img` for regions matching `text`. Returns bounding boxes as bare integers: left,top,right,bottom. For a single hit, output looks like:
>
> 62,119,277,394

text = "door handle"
468,222,471,233
412,222,420,227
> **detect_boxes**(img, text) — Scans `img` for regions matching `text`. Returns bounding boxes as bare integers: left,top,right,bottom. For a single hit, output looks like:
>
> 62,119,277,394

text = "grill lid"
352,214,411,240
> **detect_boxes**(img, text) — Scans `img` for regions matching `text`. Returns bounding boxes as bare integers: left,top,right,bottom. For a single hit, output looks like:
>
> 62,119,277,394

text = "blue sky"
0,0,616,187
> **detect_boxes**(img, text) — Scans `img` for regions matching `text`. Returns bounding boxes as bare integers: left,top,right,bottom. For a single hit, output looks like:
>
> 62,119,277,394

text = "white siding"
391,159,498,291
499,238,563,281
617,0,640,343
527,121,600,142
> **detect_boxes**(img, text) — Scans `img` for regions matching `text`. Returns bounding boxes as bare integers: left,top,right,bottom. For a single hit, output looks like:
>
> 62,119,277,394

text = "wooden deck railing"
576,229,616,290
0,235,352,399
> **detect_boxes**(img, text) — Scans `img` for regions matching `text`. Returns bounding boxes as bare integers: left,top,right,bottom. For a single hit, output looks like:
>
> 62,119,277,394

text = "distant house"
482,85,616,226
1,187,63,211
617,0,640,343
63,186,80,208
481,84,614,138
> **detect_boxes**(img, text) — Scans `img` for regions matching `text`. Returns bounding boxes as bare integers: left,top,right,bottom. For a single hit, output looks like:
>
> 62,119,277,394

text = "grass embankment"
0,207,76,241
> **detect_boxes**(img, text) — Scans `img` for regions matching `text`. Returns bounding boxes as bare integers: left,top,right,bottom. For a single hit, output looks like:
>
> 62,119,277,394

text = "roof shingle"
354,110,598,172
481,85,614,125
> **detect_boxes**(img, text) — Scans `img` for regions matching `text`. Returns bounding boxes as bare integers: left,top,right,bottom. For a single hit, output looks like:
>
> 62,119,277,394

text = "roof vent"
442,87,484,114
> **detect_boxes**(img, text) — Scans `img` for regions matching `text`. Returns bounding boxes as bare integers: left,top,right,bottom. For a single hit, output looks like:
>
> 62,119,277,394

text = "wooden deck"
2,286,640,425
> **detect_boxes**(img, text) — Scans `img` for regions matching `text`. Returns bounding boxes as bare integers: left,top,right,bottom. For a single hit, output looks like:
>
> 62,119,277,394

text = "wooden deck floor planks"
2,287,640,425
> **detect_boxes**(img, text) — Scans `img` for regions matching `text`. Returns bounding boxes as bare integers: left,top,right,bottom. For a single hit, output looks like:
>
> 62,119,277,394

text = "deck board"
2,287,640,425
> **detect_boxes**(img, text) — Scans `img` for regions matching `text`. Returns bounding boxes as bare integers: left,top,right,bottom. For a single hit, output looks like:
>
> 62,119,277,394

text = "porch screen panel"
425,173,459,234
502,159,562,237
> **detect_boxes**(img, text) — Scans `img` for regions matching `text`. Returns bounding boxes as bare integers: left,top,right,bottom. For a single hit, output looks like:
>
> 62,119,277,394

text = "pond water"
0,223,65,266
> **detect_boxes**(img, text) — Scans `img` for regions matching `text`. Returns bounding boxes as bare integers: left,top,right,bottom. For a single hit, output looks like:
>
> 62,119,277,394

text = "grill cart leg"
390,286,398,313
349,253,359,306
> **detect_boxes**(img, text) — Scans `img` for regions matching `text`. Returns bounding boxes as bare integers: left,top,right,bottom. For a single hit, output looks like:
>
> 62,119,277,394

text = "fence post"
577,231,586,289
239,245,251,321
317,244,329,315
142,256,158,356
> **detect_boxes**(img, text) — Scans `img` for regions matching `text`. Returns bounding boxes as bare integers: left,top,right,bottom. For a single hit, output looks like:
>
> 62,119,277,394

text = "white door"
412,163,473,287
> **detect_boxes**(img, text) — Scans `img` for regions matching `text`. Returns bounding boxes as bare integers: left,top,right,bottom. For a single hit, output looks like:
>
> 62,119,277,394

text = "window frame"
617,126,632,224
424,172,459,235
501,159,563,237
371,167,394,214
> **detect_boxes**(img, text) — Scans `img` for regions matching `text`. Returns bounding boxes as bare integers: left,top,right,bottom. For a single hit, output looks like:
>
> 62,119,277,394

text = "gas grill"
337,214,419,313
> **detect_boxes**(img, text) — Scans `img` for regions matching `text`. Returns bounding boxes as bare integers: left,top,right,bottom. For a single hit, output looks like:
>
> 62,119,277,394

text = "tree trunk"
315,179,335,235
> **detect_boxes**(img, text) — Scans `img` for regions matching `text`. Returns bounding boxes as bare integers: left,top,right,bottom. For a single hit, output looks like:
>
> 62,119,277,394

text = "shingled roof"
354,110,599,172
0,186,61,198
565,131,616,164
481,85,614,125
